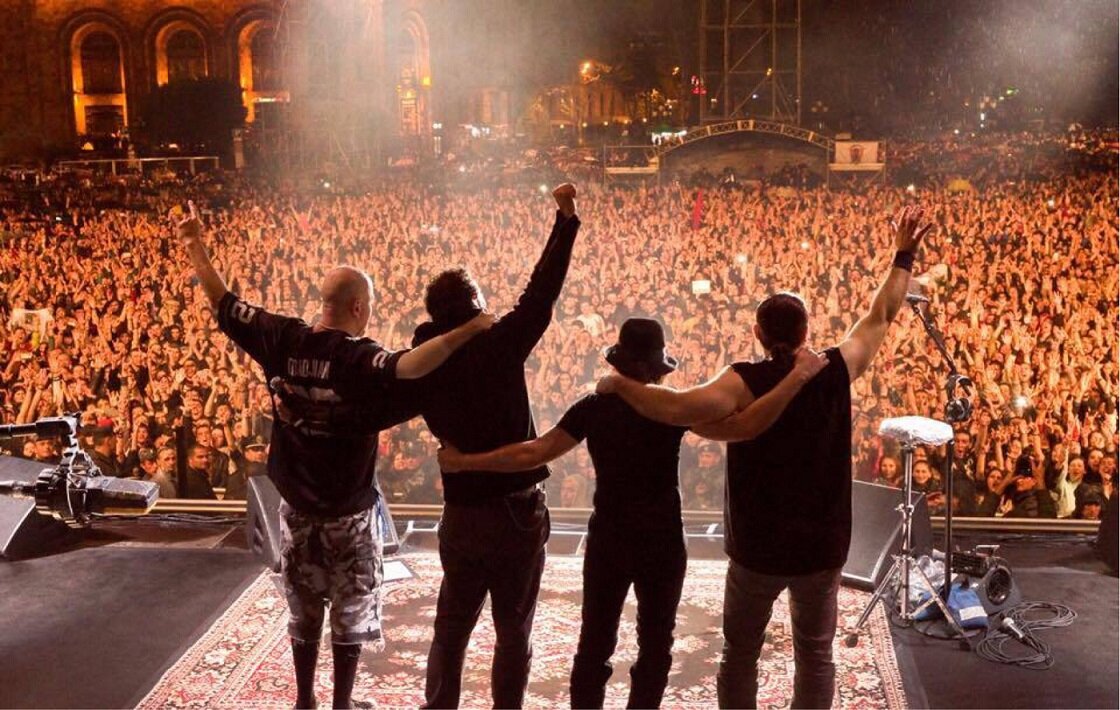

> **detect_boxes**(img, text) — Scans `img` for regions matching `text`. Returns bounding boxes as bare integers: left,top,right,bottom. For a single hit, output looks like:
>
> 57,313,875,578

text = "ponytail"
769,343,797,367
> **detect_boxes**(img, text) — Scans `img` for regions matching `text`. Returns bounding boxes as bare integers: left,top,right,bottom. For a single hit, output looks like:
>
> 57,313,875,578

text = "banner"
834,141,881,165
691,189,705,230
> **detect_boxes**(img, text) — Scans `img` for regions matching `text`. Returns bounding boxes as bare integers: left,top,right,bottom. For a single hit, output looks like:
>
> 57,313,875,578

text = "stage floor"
0,522,1115,709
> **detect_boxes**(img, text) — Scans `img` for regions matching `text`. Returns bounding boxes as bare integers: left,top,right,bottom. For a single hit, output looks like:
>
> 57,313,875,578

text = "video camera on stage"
0,415,159,528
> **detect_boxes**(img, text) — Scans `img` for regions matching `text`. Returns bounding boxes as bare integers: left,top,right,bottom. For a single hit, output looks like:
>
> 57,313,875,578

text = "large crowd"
0,131,1116,520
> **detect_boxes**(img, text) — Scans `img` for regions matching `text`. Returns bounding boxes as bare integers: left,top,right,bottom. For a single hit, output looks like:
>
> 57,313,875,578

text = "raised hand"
891,205,934,253
172,200,202,249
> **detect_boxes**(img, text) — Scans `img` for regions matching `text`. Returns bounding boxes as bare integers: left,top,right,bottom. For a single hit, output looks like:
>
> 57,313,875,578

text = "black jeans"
717,561,842,710
569,524,687,709
424,489,550,709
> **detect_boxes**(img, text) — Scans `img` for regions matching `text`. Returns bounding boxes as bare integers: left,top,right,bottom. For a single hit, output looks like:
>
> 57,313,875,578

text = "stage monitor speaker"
0,455,73,560
842,480,932,590
245,475,401,573
1097,493,1118,575
245,475,284,572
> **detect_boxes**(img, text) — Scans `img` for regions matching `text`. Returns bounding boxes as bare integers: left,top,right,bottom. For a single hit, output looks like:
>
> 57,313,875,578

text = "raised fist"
552,183,577,218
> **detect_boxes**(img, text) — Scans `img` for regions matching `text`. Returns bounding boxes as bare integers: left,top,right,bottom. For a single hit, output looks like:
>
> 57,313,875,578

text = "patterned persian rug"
138,552,906,709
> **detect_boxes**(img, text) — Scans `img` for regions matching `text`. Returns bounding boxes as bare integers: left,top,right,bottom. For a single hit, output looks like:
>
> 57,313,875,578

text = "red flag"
691,189,705,230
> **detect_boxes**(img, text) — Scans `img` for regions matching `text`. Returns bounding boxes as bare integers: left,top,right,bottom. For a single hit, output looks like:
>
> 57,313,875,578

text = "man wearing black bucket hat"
438,318,825,709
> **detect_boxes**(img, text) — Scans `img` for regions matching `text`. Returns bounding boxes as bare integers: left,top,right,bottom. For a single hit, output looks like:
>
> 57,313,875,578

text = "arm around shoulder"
600,367,747,428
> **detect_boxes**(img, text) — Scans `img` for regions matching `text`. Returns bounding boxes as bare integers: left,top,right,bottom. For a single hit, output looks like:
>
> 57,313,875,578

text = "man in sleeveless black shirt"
176,202,494,709
437,318,824,708
600,207,933,708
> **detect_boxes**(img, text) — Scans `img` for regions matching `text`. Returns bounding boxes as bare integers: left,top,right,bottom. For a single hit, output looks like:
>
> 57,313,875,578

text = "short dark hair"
756,292,808,362
425,268,481,327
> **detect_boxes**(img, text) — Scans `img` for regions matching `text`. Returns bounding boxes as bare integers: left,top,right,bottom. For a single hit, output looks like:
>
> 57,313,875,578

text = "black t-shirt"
726,348,852,575
557,393,687,533
395,212,581,505
217,292,410,517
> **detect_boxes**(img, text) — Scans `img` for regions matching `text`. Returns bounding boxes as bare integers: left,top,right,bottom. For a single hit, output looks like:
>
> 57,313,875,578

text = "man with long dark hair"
599,206,933,708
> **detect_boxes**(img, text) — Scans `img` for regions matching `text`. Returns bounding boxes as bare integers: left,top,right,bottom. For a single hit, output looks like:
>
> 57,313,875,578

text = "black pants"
424,489,550,709
569,524,687,709
716,561,842,709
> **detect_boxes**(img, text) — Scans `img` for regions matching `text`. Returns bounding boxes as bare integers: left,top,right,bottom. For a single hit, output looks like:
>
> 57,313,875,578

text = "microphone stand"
909,299,973,602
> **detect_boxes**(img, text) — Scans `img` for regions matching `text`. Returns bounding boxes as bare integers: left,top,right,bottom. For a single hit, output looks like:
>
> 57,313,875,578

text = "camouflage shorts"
279,502,384,646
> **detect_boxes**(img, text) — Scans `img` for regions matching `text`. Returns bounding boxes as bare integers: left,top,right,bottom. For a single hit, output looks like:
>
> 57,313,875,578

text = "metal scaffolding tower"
699,0,802,125
271,0,383,170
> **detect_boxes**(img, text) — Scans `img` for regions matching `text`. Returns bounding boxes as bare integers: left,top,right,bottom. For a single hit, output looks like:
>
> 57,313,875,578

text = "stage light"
458,165,466,173
538,184,549,194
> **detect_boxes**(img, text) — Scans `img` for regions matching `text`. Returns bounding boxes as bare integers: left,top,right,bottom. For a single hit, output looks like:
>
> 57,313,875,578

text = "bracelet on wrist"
892,250,915,272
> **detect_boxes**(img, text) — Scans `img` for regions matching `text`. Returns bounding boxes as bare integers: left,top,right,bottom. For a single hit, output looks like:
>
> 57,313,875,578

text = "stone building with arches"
0,0,437,157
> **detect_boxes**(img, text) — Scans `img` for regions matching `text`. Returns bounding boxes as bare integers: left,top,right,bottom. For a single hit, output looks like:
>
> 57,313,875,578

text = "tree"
139,78,247,154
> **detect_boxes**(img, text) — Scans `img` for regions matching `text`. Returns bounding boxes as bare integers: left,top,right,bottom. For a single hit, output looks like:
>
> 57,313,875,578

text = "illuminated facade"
0,0,433,154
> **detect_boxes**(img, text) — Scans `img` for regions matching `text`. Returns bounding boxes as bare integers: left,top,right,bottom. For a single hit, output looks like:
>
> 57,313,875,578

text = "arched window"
154,22,207,86
166,29,206,82
395,11,431,138
70,22,128,136
236,19,285,122
81,32,123,94
250,28,278,92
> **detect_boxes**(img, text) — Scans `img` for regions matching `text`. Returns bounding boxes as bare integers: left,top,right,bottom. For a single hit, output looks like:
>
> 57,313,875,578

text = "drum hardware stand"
848,297,974,647
909,297,973,601
846,436,967,646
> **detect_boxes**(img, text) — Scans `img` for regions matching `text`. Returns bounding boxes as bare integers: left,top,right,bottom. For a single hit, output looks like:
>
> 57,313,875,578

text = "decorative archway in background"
646,119,835,160
68,21,129,137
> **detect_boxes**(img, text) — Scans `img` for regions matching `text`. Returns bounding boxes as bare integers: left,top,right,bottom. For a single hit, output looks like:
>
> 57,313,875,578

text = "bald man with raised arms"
176,202,493,709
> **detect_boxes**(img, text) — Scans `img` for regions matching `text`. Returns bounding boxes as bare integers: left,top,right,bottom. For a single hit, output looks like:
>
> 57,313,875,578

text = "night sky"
431,0,1118,125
